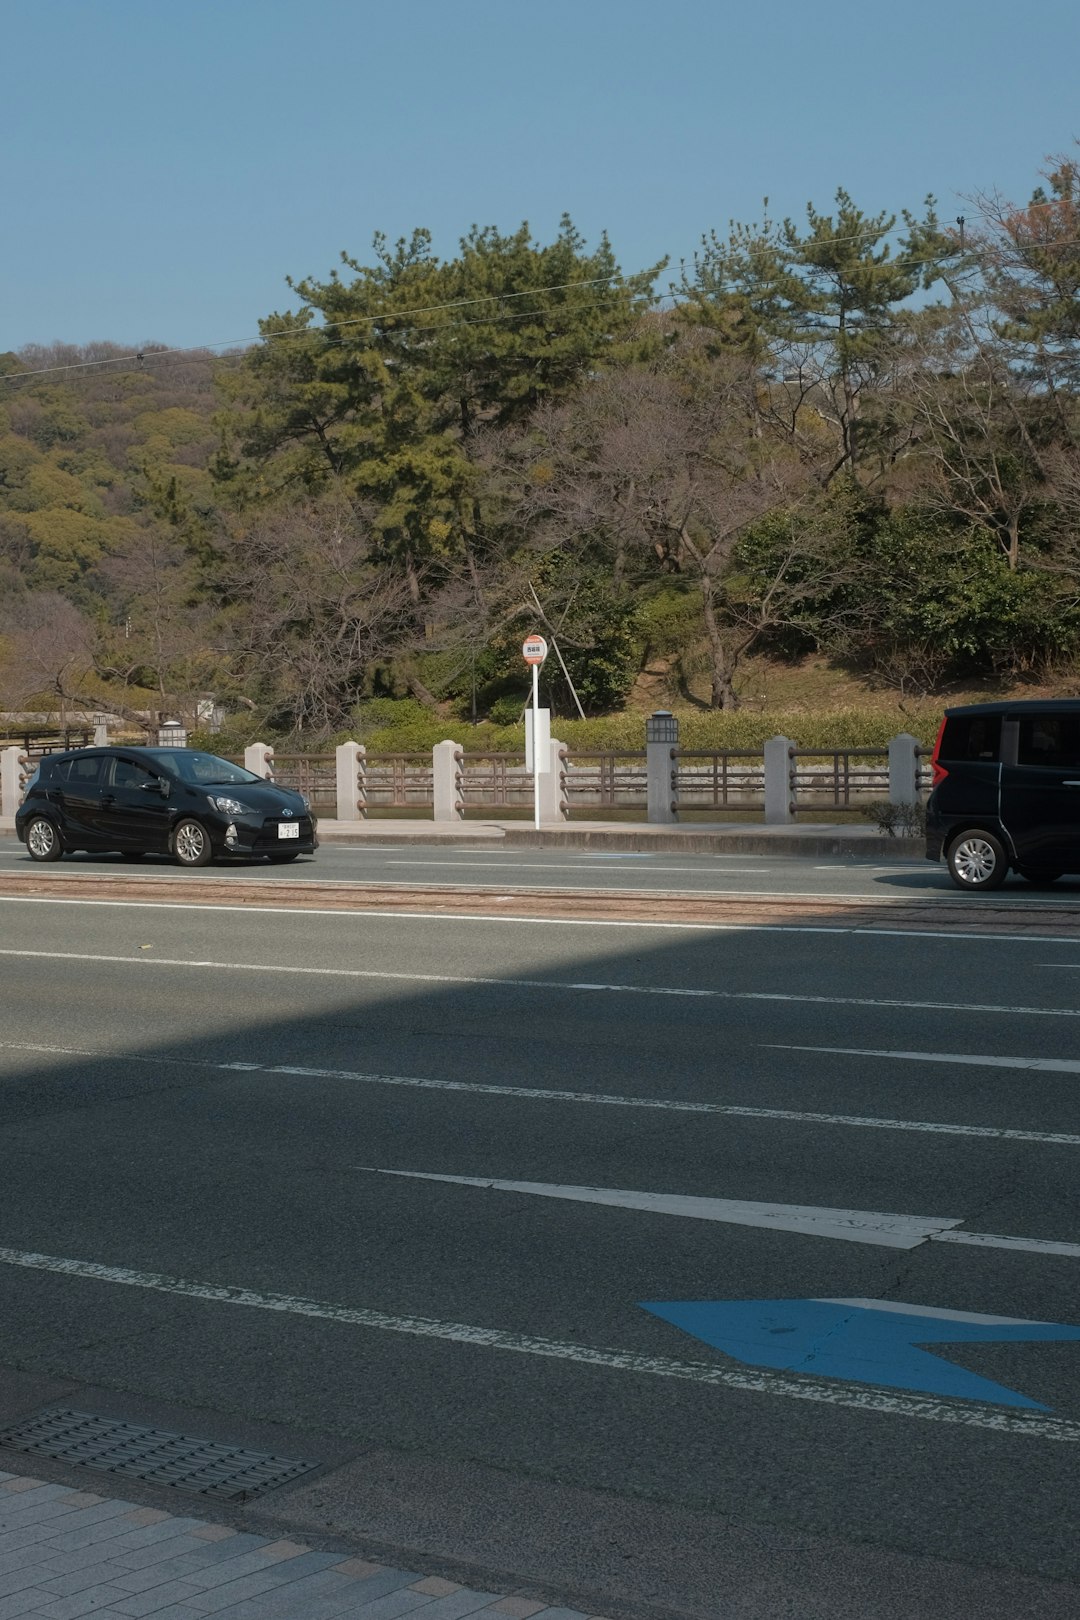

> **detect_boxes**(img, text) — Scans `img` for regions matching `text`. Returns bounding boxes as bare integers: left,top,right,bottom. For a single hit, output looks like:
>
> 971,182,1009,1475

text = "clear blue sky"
2,0,1077,353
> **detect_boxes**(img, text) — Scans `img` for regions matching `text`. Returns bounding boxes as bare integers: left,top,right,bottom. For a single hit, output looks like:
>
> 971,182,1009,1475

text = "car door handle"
101,794,115,806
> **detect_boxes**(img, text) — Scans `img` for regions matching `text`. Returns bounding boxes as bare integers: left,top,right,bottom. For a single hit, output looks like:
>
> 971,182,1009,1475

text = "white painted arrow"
363,1169,1080,1258
768,1044,1080,1073
363,1169,961,1248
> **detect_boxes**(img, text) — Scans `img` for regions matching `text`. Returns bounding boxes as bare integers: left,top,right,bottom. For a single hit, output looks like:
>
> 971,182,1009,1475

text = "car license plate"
277,822,300,840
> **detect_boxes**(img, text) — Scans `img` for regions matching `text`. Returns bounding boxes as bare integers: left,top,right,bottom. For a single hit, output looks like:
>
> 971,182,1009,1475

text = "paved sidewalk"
0,1473,609,1620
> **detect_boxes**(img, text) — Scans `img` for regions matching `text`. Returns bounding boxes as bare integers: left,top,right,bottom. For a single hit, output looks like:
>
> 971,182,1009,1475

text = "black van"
926,700,1080,889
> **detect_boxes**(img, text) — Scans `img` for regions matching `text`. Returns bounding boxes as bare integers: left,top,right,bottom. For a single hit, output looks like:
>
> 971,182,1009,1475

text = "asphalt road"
6,838,1080,905
2,894,1080,1618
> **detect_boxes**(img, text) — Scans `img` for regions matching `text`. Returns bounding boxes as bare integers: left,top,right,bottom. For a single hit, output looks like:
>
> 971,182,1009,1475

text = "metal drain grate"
0,1409,316,1502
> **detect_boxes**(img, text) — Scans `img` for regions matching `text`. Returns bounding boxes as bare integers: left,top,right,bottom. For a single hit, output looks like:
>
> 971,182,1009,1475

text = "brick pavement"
0,1473,611,1620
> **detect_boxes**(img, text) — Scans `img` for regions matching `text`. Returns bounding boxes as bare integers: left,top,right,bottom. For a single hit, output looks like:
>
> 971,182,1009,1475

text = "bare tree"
496,336,827,707
894,301,1053,571
0,592,144,727
220,499,415,734
97,528,218,724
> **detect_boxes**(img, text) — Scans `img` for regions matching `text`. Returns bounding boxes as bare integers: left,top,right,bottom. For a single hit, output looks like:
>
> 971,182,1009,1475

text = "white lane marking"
3,946,1080,1019
382,860,769,874
362,1170,958,1248
770,1045,1080,1073
3,897,1080,948
364,1169,1080,1259
820,1297,1044,1326
0,1244,1075,1441
813,865,904,871
3,1040,1079,1148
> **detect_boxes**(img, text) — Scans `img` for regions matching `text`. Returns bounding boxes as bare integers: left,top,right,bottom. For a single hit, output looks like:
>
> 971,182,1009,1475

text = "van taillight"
930,717,949,787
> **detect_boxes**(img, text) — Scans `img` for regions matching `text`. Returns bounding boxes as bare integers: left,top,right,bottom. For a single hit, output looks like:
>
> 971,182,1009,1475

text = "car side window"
66,754,104,787
112,757,156,790
1017,713,1080,769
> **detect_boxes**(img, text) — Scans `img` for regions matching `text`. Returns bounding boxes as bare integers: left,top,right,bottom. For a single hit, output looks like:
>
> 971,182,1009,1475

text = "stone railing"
0,731,926,826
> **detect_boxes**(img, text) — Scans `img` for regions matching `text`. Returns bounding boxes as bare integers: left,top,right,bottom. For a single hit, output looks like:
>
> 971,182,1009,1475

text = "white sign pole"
532,660,541,830
522,633,548,830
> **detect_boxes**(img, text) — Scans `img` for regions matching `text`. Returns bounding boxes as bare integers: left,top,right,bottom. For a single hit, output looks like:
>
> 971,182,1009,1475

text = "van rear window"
940,715,1001,762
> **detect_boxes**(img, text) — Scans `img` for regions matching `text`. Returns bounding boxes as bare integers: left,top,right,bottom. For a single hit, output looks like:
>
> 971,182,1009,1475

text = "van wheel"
172,819,212,867
946,830,1008,892
25,817,63,862
1016,867,1063,885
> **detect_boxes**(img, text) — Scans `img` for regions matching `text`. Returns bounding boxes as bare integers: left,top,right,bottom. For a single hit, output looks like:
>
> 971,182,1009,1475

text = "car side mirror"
141,777,169,798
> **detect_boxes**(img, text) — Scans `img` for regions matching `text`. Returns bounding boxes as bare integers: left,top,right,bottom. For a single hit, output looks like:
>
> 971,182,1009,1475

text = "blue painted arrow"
639,1297,1080,1409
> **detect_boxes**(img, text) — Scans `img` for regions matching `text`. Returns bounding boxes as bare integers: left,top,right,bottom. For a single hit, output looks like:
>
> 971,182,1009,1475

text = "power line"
0,272,658,383
5,210,1077,389
0,218,971,384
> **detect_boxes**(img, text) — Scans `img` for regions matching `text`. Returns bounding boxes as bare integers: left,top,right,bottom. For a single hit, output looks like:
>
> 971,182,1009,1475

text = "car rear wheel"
172,819,212,868
1016,867,1063,885
26,817,63,862
946,830,1009,891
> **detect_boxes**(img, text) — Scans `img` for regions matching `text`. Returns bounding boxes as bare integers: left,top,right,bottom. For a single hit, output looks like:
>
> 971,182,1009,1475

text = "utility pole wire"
528,582,586,719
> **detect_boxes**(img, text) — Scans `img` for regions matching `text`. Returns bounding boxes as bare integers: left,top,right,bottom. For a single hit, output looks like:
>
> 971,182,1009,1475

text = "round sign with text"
522,635,548,666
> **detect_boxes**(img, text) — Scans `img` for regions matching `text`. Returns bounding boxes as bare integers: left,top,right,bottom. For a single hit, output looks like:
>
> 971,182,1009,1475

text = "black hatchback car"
926,699,1080,890
16,747,317,867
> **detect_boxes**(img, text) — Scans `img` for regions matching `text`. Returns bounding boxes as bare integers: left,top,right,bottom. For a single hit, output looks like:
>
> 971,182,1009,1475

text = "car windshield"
150,752,261,787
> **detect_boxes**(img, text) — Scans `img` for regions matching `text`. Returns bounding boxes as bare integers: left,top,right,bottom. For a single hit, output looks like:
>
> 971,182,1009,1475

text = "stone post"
538,738,569,822
1,746,28,818
888,732,920,807
764,735,795,824
646,711,679,824
244,742,274,780
433,739,464,822
335,741,367,821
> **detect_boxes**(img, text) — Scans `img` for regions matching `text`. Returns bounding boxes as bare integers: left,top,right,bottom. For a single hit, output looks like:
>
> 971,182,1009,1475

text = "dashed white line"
4,946,1080,1016
4,1041,1079,1148
0,1244,1076,1441
382,860,770,874
5,891,1080,941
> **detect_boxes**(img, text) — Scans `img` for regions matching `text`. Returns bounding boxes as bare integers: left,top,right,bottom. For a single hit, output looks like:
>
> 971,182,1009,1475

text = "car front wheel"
172,819,213,868
946,830,1009,892
26,817,63,862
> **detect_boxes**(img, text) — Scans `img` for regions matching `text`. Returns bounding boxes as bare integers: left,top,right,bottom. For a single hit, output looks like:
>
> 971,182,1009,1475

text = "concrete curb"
0,815,925,860
496,827,925,858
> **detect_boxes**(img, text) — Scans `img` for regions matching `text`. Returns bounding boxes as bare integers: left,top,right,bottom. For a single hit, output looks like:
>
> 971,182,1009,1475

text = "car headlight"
300,794,311,812
209,795,245,815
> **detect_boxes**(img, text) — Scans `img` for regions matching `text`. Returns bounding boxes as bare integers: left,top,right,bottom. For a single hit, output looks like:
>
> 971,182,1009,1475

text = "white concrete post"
1,746,28,818
93,721,108,746
244,742,274,779
335,741,367,821
888,732,920,807
432,739,464,821
538,738,569,822
764,735,795,824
